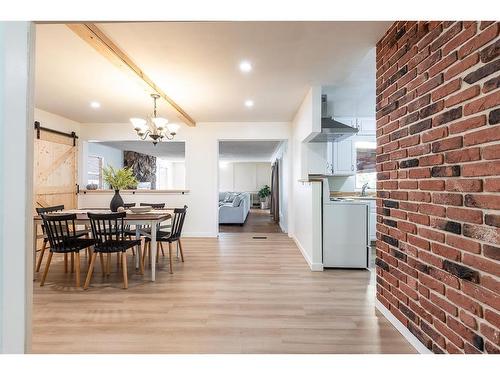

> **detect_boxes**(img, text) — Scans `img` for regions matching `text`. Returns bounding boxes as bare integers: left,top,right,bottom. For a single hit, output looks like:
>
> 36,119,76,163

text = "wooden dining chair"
143,206,187,274
84,212,142,290
40,213,96,288
36,205,91,273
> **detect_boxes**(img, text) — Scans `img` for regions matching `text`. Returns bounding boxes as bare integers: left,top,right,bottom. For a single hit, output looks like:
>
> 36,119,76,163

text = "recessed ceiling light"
90,101,101,109
244,100,254,108
239,60,252,73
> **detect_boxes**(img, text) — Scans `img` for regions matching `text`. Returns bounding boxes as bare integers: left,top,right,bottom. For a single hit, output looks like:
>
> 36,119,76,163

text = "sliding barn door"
34,129,78,211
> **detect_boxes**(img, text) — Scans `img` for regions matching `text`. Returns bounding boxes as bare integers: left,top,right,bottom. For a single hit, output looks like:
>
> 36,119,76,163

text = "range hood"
308,95,359,142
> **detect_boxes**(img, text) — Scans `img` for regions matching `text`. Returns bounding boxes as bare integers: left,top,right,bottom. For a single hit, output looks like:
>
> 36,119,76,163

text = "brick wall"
375,21,499,354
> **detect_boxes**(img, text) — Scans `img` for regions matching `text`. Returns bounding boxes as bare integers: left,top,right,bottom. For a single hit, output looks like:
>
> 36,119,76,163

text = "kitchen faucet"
361,182,369,197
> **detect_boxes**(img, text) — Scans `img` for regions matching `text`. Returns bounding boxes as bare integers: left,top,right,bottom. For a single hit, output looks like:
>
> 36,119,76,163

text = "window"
355,141,376,190
87,155,103,188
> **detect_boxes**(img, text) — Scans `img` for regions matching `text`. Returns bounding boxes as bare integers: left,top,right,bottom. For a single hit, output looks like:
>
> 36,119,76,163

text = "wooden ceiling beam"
66,23,196,127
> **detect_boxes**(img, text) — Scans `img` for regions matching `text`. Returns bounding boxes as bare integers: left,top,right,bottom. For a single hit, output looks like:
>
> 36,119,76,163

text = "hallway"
219,209,282,234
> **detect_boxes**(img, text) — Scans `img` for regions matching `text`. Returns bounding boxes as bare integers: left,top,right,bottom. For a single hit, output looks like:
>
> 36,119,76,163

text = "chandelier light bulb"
167,123,180,134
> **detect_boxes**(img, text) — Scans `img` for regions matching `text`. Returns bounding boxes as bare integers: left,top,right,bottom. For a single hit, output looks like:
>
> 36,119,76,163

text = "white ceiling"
219,140,281,161
35,22,391,124
96,141,185,159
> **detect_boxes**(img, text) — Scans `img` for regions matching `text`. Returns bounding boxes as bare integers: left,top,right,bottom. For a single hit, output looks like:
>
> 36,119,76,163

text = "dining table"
33,208,172,281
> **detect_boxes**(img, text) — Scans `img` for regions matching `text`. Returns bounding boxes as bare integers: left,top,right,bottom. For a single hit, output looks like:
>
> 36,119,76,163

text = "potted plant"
102,165,138,212
258,185,271,210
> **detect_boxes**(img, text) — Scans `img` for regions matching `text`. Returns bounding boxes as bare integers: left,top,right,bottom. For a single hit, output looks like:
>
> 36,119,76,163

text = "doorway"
217,140,287,234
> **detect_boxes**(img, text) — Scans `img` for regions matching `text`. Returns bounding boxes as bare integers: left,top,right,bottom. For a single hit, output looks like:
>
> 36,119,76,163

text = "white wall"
78,121,290,237
270,141,290,233
289,87,323,271
0,21,35,353
219,162,271,192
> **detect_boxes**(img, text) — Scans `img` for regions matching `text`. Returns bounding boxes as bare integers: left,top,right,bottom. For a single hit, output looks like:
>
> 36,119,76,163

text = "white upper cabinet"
331,138,355,176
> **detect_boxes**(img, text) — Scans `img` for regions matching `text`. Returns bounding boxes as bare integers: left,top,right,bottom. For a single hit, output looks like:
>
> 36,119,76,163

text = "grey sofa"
219,192,251,224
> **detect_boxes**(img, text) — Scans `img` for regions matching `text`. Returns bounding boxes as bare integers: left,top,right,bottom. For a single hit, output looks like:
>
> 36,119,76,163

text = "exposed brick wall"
375,21,500,354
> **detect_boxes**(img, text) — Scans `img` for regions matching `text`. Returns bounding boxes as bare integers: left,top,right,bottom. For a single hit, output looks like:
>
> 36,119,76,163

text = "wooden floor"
219,209,282,233
31,233,416,354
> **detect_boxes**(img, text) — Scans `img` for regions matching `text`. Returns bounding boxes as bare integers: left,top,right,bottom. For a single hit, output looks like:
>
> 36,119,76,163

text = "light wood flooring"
219,209,282,233
31,233,416,354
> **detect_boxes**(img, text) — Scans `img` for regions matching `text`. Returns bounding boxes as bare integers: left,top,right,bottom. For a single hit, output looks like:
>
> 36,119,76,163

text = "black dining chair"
39,213,96,287
36,205,91,273
84,212,142,289
143,206,187,274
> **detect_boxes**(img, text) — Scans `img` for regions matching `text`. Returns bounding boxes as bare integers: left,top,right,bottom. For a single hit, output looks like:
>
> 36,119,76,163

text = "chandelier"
130,93,180,145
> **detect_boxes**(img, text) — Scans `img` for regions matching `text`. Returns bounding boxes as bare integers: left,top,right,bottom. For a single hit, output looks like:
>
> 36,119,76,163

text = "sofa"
218,192,251,224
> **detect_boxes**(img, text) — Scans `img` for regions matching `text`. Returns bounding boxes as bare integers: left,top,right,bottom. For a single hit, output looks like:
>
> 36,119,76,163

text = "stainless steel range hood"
308,94,359,142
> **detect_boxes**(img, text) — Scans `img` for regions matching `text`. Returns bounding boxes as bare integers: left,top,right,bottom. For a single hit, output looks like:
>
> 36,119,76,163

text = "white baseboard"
292,235,323,271
375,300,432,354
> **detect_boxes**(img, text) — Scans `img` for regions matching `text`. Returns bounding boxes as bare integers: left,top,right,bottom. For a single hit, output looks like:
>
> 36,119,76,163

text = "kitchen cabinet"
334,117,376,135
331,138,355,176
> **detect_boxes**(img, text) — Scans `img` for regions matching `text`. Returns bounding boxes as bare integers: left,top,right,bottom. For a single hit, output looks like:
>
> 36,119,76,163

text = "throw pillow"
232,195,242,207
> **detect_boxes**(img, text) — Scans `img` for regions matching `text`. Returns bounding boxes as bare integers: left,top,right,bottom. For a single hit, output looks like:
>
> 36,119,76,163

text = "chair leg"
160,242,165,256
156,244,160,264
35,240,47,272
87,247,93,266
70,252,74,273
122,252,128,289
75,252,81,288
139,238,145,275
84,252,97,290
64,253,68,273
99,253,105,276
178,239,185,262
168,242,173,274
106,253,111,276
40,252,53,286
117,252,120,269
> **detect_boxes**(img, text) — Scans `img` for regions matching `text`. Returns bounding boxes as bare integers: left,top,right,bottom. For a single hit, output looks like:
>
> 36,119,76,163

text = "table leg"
150,220,156,281
33,221,37,280
135,226,141,270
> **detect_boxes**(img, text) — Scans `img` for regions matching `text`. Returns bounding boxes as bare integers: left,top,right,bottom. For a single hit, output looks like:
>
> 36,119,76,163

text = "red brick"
462,281,500,311
407,234,430,250
408,212,430,225
463,253,500,277
417,74,444,96
484,309,500,328
484,178,500,192
446,207,483,224
447,288,483,317
419,203,446,217
431,78,461,101
480,323,500,345
431,242,461,262
431,292,458,316
428,51,458,77
444,53,479,80
444,148,481,163
463,91,500,116
434,319,465,349
445,85,480,108
460,310,478,330
483,144,500,160
432,193,463,206
458,23,499,58
431,136,463,153
419,154,443,166
420,295,446,318
463,125,500,146
442,22,477,56
446,234,481,254
462,160,500,177
422,127,448,143
448,115,487,134
419,180,445,191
